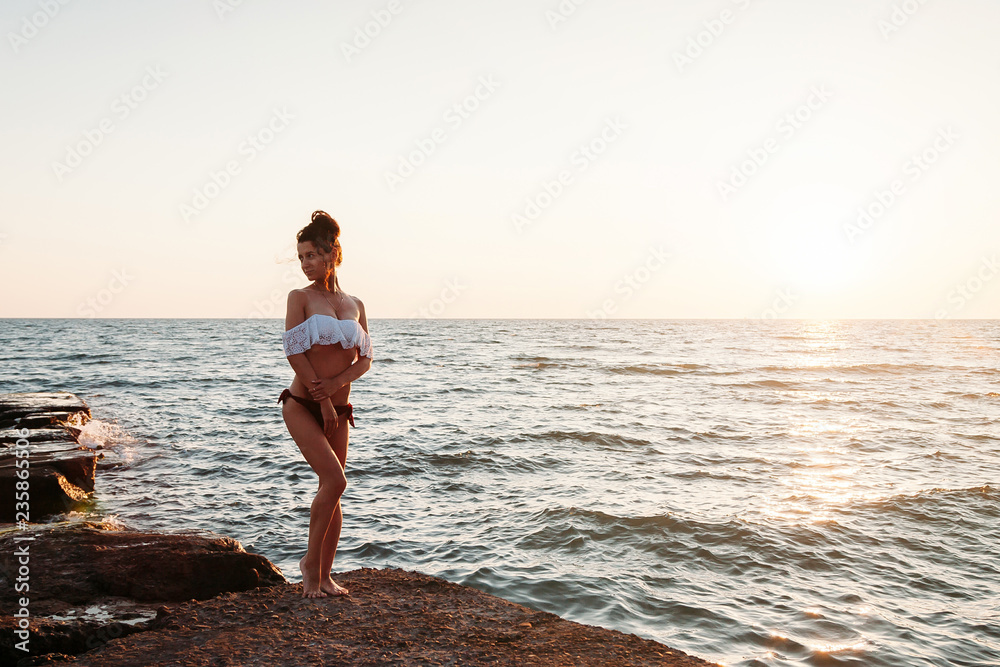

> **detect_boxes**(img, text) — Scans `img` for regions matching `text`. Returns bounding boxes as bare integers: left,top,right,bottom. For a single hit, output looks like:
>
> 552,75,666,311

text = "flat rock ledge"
36,567,715,667
0,523,716,667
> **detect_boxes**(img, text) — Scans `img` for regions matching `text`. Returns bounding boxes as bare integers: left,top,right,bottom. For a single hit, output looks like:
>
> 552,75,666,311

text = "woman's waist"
289,377,351,404
303,346,357,372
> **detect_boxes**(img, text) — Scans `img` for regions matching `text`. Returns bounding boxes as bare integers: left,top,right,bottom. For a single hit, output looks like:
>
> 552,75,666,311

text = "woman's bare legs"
282,399,347,598
319,417,350,596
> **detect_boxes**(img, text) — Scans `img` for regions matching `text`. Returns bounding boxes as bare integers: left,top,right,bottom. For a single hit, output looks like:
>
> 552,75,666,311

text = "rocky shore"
1,392,717,666
0,521,287,665
0,392,98,522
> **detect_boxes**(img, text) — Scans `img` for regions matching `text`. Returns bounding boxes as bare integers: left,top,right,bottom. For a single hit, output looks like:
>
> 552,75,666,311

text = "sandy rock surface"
39,567,716,667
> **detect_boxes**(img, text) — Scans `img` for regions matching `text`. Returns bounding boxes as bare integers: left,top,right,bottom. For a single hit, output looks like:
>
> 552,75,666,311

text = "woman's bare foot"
299,556,328,598
320,575,349,596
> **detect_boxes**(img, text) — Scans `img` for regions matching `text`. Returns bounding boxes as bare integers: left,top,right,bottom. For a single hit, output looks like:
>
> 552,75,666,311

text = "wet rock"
0,521,288,664
0,393,91,430
0,392,97,522
0,522,287,606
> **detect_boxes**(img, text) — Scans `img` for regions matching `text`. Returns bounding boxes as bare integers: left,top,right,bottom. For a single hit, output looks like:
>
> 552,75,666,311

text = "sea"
1,318,998,667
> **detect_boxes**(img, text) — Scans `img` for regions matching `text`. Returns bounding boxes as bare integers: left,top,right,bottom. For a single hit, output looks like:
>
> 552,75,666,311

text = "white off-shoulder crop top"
282,313,373,359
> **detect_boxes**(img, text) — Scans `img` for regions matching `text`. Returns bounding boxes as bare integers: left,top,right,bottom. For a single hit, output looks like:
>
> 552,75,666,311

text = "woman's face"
297,241,329,281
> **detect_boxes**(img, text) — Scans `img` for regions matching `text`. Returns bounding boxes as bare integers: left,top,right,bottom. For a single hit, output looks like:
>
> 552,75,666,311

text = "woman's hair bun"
311,210,340,237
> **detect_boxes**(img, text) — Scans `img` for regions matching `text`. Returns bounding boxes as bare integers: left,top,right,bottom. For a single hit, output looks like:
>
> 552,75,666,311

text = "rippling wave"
1,318,998,667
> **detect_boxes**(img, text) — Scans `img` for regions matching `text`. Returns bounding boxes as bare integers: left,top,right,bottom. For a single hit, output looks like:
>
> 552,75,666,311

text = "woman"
277,210,373,598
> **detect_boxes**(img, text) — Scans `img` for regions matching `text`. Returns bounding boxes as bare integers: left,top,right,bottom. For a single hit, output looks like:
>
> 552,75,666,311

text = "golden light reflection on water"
755,321,887,523
802,319,849,341
764,628,870,660
787,419,853,437
755,414,884,524
808,639,870,655
776,320,851,372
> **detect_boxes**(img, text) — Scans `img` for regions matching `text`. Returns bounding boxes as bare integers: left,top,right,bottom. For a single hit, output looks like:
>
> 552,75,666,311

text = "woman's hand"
309,376,341,401
319,400,339,440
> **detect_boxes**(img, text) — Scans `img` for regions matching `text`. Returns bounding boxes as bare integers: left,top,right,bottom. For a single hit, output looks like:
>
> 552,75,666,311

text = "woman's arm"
332,355,372,388
320,297,373,393
284,290,333,403
340,296,373,383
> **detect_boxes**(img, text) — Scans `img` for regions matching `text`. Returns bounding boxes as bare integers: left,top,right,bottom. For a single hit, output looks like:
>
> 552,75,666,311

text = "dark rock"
0,393,91,429
0,521,288,664
0,466,92,522
0,442,98,493
0,522,287,606
0,393,97,522
0,428,82,445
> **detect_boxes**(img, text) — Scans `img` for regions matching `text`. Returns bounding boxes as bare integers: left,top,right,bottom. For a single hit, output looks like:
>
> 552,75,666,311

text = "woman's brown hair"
297,210,342,290
297,210,342,267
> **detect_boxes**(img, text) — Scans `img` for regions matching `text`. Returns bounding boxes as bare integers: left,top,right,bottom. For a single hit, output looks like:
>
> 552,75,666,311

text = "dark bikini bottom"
277,388,355,428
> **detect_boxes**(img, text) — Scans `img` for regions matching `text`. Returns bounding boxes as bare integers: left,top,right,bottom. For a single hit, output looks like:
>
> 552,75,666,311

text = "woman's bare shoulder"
347,294,368,332
347,293,367,314
285,289,310,325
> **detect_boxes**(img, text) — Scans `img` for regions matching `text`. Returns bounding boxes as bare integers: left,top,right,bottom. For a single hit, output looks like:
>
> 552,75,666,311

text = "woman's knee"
318,472,347,497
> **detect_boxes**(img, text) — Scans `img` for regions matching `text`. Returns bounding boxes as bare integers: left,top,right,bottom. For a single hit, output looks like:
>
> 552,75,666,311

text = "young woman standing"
277,210,373,598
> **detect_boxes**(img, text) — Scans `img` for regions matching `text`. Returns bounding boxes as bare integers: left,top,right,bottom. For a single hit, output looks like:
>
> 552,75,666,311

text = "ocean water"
1,318,998,667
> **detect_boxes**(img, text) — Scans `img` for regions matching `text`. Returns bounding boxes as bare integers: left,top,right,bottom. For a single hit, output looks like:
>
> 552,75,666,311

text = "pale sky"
2,0,999,319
